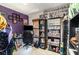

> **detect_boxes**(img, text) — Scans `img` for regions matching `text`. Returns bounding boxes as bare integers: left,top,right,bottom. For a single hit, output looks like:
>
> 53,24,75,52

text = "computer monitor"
24,25,33,31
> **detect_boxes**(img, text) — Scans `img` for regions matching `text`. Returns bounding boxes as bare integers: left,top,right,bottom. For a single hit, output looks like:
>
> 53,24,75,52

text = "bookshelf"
32,19,39,48
39,19,47,49
47,18,61,53
33,19,47,49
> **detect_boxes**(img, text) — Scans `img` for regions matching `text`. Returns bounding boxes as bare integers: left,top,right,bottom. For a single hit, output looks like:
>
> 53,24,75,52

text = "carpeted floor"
13,47,60,55
31,47,60,55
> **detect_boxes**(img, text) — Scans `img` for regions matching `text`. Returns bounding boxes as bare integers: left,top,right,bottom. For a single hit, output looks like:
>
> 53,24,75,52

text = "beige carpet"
13,47,60,55
31,47,60,55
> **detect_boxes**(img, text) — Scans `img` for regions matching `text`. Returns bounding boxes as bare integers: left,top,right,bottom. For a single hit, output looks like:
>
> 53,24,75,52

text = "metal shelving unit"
47,18,61,53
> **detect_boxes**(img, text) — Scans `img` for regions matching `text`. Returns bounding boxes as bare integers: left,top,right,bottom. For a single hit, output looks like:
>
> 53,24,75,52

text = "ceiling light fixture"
23,3,29,5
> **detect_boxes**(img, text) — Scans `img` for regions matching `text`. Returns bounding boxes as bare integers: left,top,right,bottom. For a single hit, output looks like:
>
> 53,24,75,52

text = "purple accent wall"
0,5,29,34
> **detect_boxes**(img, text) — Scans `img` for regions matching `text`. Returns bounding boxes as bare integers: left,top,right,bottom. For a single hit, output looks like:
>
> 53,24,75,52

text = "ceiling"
0,3,68,15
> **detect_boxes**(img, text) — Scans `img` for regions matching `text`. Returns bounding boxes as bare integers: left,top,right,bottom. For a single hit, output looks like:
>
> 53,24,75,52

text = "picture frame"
12,13,17,18
16,14,20,20
0,12,6,16
12,19,17,24
8,15,13,20
19,18,23,22
23,19,28,25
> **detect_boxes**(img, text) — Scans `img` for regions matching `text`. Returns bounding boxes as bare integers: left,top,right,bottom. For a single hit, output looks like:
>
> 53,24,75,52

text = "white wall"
28,11,43,25
28,4,69,25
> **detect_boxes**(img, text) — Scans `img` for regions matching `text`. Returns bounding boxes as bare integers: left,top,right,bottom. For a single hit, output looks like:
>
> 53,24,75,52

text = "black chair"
23,31,33,46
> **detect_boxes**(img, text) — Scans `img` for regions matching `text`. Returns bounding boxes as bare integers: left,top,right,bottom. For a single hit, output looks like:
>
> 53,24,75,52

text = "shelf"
49,44,60,48
49,44,59,47
39,27,45,29
40,43,46,49
40,37,46,38
48,46,60,54
33,37,39,38
47,17,62,20
48,29,60,31
47,24,61,26
48,44,60,53
48,28,60,30
48,37,60,39
39,30,45,32
33,28,39,29
33,19,47,49
13,37,23,39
